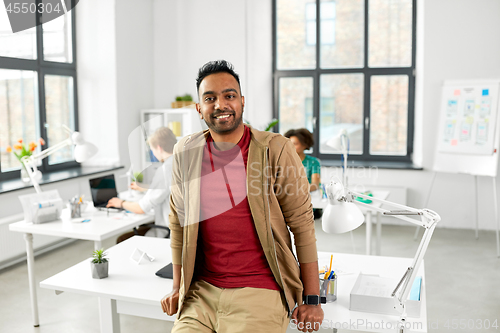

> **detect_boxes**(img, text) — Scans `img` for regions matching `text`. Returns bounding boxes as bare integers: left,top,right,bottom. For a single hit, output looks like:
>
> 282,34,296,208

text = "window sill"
320,159,423,170
0,165,124,194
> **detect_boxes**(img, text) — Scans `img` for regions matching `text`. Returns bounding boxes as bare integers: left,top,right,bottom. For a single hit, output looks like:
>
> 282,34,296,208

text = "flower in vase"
5,138,45,164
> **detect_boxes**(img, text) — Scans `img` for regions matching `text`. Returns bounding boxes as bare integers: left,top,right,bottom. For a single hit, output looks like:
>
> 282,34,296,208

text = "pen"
325,254,333,278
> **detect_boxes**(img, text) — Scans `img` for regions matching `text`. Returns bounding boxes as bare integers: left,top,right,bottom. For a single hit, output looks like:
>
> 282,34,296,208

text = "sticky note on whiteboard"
454,89,461,96
482,89,489,96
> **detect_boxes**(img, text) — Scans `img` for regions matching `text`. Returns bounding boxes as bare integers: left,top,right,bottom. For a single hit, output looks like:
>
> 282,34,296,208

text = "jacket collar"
183,125,279,151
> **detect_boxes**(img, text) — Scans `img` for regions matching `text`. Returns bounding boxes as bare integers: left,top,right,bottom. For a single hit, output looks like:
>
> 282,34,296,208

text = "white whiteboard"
433,80,500,177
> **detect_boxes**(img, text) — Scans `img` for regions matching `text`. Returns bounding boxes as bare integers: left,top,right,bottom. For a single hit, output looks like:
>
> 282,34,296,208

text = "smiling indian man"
161,60,324,333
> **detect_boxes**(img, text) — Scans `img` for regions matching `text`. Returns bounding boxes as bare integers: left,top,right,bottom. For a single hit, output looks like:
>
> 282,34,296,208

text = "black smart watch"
303,295,321,305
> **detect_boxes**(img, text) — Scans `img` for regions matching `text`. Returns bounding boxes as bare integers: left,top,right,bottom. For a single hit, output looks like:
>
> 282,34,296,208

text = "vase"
21,166,31,183
91,261,109,279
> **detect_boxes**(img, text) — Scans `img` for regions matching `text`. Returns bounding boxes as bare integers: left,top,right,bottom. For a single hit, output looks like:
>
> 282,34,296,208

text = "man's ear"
241,96,245,110
195,103,203,119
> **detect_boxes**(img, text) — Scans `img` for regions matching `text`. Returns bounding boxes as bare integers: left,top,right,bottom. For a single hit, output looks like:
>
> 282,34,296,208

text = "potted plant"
171,94,195,108
91,248,109,279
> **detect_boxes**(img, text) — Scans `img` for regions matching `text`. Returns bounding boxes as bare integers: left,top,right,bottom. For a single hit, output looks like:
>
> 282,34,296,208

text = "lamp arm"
393,221,437,321
20,157,42,193
343,187,440,324
348,190,440,228
20,137,72,194
29,138,73,162
351,190,421,213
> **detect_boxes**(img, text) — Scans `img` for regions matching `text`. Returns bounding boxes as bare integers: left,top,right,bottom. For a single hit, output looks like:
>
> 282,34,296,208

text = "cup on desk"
70,202,81,218
320,273,337,302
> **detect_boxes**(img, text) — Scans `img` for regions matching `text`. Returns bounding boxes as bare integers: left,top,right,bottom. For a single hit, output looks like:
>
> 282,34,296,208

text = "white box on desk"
350,273,422,318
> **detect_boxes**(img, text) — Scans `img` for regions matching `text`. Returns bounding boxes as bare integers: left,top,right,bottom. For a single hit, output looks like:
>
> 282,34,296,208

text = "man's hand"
292,304,324,332
160,287,180,316
106,197,123,208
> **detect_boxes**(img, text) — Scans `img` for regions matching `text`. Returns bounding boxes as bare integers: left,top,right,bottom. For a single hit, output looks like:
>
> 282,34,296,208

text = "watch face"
305,295,320,305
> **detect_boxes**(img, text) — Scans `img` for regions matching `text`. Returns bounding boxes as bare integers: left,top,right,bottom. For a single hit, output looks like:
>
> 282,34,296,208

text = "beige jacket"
168,126,318,316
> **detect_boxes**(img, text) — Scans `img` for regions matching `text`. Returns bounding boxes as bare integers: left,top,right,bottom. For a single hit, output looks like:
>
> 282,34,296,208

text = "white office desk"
9,210,154,327
317,251,426,333
312,190,390,255
40,237,427,333
41,236,174,333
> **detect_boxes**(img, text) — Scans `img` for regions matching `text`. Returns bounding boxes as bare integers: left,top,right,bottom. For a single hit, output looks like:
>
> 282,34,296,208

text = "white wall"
77,0,120,166
115,0,155,168
152,0,273,130
410,0,500,230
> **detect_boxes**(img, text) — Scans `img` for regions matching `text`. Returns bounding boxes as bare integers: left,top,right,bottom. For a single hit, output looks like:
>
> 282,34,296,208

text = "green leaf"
264,119,279,132
92,248,108,264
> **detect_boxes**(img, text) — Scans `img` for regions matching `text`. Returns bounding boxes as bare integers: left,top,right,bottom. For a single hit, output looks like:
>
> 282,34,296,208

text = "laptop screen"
89,174,118,208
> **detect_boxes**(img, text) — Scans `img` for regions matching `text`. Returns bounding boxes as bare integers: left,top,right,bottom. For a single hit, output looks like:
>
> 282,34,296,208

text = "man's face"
196,72,245,135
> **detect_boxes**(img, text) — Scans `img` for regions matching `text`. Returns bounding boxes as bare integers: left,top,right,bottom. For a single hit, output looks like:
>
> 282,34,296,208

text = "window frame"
272,0,417,163
0,2,78,181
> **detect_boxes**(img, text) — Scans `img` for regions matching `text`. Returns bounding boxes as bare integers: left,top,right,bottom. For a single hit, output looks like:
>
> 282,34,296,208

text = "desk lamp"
322,176,441,331
21,125,98,193
324,129,365,233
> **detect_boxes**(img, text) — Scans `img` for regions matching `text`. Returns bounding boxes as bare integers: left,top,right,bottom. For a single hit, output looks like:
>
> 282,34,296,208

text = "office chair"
133,223,170,238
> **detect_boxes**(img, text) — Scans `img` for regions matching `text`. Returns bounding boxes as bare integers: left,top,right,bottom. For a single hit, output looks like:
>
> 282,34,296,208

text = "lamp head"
321,180,364,234
71,131,98,163
326,128,348,152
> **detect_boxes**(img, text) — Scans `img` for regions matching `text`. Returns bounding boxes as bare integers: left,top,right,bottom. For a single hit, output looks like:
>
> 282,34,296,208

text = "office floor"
1,220,499,333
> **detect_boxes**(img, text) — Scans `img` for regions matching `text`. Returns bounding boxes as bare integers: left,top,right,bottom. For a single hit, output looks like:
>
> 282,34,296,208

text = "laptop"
89,174,120,209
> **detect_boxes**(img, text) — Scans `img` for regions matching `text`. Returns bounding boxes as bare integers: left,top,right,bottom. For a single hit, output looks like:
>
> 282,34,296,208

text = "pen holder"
70,202,81,218
320,275,337,302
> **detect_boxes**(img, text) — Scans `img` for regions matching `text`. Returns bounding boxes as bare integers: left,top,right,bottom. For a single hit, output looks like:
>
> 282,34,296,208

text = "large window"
0,6,78,180
274,0,416,163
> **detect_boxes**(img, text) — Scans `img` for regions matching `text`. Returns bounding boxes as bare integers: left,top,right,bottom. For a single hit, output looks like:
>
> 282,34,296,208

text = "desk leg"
95,241,103,251
366,212,372,255
24,233,39,327
376,212,382,256
98,297,120,333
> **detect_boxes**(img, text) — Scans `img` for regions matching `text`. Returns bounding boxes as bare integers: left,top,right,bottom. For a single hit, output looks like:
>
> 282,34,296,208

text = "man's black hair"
196,60,241,94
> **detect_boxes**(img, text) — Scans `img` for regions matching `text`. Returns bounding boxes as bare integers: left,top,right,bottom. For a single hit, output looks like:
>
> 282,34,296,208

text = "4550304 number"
6,2,63,14
443,319,498,330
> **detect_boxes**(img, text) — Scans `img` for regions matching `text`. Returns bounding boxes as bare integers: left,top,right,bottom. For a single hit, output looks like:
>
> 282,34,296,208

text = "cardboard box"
350,273,422,318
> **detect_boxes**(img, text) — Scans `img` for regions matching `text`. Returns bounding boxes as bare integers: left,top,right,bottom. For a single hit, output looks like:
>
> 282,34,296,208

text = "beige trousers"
171,280,290,333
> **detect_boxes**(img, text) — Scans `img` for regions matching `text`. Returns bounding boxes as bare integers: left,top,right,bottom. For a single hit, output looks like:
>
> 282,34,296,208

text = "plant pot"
171,101,195,109
91,261,109,279
21,166,31,183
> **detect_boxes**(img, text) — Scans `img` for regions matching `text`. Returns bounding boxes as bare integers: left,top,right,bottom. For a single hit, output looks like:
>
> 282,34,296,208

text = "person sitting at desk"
284,128,322,220
284,128,321,192
106,127,177,242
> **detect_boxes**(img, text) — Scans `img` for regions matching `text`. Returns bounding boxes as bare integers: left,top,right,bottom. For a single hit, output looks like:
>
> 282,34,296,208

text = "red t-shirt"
197,126,280,291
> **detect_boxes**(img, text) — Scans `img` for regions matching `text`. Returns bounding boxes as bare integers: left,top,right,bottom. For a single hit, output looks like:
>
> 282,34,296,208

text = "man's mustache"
212,109,235,117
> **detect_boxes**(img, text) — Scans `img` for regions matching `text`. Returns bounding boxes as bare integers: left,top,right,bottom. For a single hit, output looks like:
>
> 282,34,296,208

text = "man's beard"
204,108,243,135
